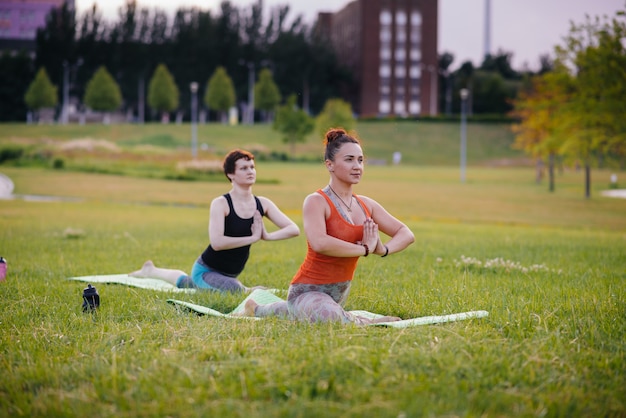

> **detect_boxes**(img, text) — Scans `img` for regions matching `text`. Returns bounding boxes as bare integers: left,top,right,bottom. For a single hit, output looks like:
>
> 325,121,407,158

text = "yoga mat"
68,274,282,295
68,274,197,293
167,289,285,320
167,289,489,328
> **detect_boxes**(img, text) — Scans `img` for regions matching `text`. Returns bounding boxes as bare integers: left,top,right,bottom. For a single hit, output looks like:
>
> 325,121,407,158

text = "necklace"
328,185,353,212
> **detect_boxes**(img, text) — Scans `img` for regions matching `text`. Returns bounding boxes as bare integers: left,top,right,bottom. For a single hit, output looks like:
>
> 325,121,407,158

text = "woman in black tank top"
129,149,299,292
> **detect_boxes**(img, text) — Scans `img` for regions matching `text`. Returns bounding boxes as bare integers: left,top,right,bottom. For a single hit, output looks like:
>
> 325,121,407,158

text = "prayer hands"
251,210,264,241
362,218,379,251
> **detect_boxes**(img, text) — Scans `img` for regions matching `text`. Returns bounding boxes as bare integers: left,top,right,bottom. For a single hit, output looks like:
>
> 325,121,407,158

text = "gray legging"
254,281,374,324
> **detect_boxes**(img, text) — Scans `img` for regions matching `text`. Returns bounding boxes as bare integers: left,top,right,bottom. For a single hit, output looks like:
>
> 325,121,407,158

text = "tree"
35,1,76,89
24,68,58,123
273,94,314,158
0,51,34,122
554,8,626,197
511,7,626,198
83,66,123,124
438,51,454,115
204,66,236,123
511,69,573,191
254,68,281,122
315,98,355,138
147,63,179,123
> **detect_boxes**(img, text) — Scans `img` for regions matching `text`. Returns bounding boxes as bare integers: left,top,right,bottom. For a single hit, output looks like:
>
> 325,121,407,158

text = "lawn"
0,120,526,166
0,122,624,417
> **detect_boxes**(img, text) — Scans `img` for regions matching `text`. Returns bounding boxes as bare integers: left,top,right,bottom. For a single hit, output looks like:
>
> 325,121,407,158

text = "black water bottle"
82,284,100,312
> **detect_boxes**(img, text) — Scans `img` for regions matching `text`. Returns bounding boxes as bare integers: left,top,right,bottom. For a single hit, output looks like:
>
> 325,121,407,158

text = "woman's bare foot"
243,299,258,317
129,260,156,278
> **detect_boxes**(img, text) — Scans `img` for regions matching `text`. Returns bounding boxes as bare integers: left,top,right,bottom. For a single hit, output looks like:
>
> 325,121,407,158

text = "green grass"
0,122,625,417
0,120,526,166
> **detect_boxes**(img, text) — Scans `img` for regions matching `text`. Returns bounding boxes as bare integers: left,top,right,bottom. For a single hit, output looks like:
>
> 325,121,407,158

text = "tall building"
315,0,438,118
0,0,73,52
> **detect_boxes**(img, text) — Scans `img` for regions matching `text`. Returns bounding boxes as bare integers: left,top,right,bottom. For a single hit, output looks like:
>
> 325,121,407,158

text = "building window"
396,11,407,25
379,100,391,114
380,65,391,78
380,27,391,42
411,11,422,26
409,66,421,78
409,101,421,115
395,47,406,61
394,66,406,78
395,101,406,114
380,10,392,25
410,48,421,62
380,47,391,60
396,28,406,42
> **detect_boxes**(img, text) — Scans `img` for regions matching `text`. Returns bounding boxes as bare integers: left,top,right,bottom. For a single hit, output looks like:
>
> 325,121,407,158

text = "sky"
74,0,625,71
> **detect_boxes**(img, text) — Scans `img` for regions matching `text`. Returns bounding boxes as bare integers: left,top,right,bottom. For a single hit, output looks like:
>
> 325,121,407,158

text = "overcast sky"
75,0,625,71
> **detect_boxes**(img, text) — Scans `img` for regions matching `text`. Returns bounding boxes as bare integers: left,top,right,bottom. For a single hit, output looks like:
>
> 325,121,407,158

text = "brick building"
0,0,73,53
315,0,438,118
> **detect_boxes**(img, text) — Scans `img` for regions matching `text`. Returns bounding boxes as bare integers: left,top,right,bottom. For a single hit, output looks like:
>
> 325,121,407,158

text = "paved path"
0,173,14,198
601,189,626,199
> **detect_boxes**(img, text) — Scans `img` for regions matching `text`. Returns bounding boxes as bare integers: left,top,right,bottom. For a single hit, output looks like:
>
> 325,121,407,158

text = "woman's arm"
360,196,415,256
208,196,262,251
258,196,300,241
303,193,373,257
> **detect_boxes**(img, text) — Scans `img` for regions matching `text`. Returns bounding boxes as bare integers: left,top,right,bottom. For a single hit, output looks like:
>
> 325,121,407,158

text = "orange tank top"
291,189,371,285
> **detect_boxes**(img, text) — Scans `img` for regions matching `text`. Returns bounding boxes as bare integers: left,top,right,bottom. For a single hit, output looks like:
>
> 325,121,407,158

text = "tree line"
1,0,352,123
511,6,626,198
1,0,554,124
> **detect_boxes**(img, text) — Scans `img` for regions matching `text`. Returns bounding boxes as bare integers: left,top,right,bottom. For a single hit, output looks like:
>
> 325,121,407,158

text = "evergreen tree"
0,51,34,122
24,68,58,123
147,63,179,123
254,68,281,122
204,66,236,123
83,66,123,124
273,94,314,158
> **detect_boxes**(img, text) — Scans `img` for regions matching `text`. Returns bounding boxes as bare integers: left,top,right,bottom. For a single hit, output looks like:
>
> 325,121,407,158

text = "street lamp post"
61,61,69,125
246,62,255,124
190,82,199,159
61,59,82,125
460,88,469,183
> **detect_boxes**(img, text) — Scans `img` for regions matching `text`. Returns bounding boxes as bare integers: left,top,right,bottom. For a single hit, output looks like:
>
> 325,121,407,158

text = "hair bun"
325,128,347,144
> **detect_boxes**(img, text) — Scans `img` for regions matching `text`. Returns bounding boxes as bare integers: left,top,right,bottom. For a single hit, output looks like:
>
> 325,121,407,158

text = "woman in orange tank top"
247,128,415,324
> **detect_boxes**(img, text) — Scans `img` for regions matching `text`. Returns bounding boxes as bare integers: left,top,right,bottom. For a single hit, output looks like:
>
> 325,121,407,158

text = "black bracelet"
362,244,369,257
381,245,389,257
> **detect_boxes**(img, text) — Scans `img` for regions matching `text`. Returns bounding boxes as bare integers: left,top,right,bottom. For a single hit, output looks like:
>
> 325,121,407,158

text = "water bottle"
82,284,100,312
0,257,6,282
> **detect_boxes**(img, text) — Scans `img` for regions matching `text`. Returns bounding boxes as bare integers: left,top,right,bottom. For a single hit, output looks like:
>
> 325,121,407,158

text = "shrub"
0,145,25,163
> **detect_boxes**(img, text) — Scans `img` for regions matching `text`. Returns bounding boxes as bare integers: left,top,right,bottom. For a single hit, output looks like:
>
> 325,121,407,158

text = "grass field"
0,122,625,417
0,120,527,167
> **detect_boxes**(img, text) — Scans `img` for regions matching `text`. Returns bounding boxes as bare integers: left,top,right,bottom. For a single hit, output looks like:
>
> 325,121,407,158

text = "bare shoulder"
210,194,227,205
210,195,229,211
255,195,275,212
304,191,326,206
355,194,379,208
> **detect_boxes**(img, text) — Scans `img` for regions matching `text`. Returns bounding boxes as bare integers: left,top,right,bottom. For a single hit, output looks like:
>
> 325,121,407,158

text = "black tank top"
200,194,265,276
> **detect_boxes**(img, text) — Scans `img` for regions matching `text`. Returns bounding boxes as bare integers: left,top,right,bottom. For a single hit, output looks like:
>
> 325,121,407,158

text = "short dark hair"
323,128,361,162
223,149,254,182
